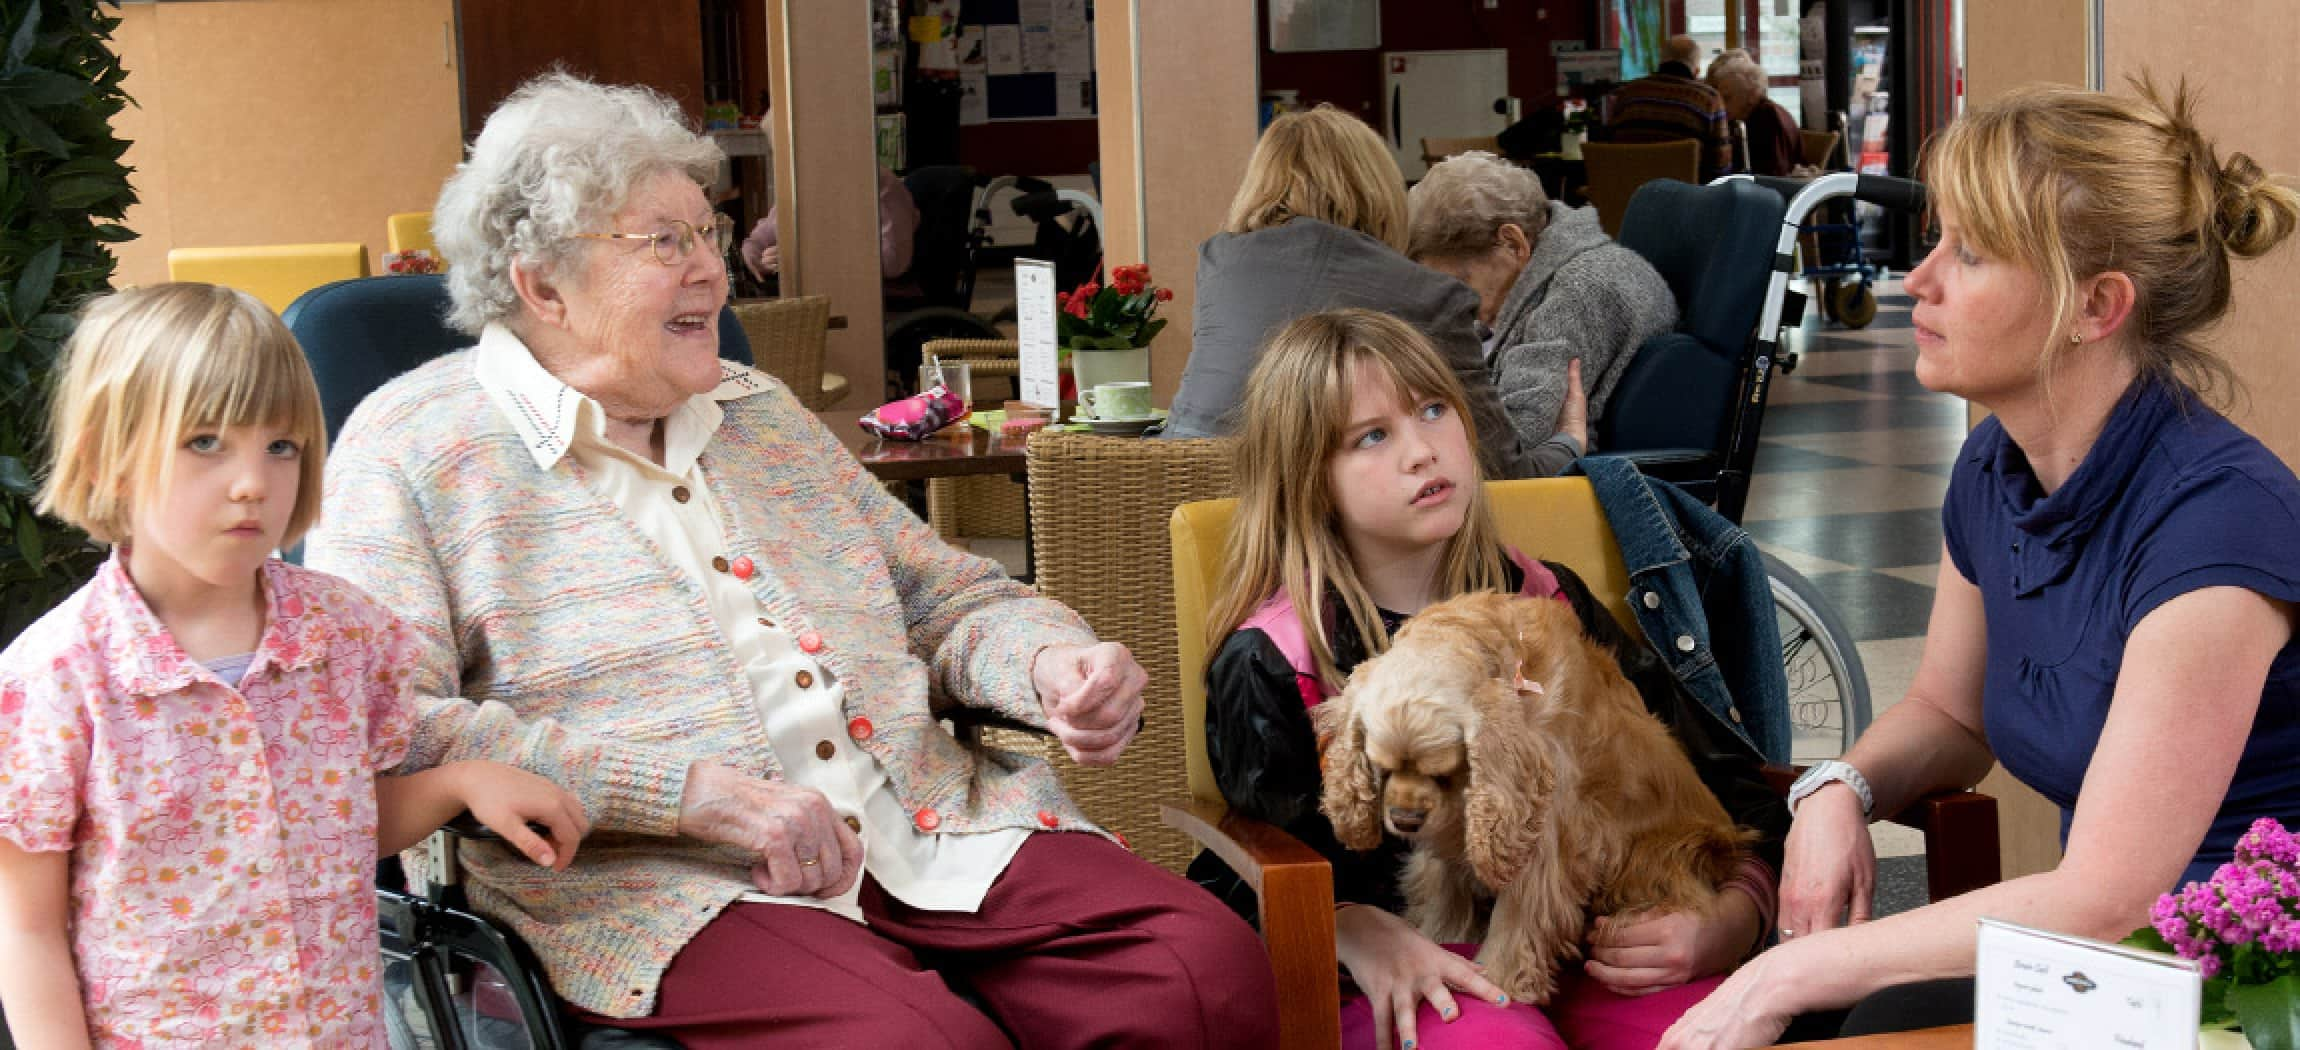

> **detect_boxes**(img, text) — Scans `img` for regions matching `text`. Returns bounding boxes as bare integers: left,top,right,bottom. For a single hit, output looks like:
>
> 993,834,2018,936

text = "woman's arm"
0,841,91,1050
1661,583,2292,1049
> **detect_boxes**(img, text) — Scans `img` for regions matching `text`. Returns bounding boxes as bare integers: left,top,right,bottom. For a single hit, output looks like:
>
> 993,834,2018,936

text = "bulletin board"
956,0,1097,124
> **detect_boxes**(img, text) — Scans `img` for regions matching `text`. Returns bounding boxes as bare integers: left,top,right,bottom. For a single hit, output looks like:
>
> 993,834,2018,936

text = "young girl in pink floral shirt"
0,284,590,1049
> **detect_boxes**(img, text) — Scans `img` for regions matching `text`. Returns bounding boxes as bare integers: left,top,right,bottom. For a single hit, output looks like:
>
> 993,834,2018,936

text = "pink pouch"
858,384,969,440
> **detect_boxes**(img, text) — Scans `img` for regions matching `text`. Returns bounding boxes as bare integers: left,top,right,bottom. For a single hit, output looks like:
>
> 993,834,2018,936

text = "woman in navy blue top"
1657,82,2300,1049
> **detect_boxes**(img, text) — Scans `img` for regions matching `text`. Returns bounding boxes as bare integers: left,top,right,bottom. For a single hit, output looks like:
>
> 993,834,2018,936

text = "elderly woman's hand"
1030,642,1148,766
677,762,864,898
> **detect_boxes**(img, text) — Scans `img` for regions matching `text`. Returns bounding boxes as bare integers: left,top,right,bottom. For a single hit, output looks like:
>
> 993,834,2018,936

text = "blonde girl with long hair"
1188,308,1789,1050
1660,79,2300,1050
0,284,587,1049
1164,106,1534,479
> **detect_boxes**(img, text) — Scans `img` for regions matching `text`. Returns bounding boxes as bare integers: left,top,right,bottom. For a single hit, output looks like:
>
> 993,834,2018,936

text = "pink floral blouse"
0,553,416,1048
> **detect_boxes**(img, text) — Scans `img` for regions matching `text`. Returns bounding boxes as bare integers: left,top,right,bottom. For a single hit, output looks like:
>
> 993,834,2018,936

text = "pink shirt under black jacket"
0,555,416,1048
303,344,1100,1018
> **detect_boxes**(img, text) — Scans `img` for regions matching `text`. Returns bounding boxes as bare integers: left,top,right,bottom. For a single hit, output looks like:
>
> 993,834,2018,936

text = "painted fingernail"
1403,1041,1416,1050
1495,994,1510,1006
1443,1007,1457,1020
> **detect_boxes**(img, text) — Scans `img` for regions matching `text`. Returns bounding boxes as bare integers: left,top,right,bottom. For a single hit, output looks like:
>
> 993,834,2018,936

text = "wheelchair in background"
1596,172,1929,760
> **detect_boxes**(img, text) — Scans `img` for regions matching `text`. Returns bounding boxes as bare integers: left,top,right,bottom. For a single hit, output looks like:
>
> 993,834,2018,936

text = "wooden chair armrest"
1761,764,2003,902
1161,800,1342,1050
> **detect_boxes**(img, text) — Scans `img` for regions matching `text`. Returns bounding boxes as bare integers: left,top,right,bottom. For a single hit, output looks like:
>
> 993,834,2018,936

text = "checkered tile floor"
1743,279,1952,909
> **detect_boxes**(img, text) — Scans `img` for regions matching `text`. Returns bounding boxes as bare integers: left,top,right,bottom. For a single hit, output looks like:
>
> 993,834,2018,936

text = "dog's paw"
1481,954,1562,1007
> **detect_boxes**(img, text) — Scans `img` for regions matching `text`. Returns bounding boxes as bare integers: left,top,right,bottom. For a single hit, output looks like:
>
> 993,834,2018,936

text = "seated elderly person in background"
305,72,1277,1050
1407,151,1677,475
1163,105,1533,478
1706,50,1807,177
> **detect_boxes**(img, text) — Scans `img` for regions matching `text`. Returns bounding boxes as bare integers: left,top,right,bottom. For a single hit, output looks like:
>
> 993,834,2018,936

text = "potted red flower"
1055,263,1172,400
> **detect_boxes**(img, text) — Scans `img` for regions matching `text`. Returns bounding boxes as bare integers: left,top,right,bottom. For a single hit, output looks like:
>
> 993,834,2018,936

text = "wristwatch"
1787,759,1874,818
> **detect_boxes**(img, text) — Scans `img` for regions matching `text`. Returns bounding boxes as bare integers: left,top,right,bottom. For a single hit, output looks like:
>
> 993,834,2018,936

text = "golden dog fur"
1316,591,1749,1004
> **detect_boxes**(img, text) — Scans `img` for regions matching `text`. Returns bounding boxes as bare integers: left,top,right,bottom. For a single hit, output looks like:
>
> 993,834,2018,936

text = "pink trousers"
1340,945,1725,1050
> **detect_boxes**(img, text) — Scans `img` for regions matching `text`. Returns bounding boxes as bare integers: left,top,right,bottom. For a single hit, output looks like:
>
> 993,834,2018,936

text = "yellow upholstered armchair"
167,243,369,314
1165,477,2001,1050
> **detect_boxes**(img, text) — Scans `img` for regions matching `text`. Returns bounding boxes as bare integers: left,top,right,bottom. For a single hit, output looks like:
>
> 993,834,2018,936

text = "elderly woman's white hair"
1705,49,1767,103
1406,151,1553,262
434,71,724,335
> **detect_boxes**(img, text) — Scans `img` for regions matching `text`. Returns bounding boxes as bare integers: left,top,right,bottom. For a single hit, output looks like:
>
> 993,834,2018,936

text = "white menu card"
1974,917,2203,1050
1015,258,1062,415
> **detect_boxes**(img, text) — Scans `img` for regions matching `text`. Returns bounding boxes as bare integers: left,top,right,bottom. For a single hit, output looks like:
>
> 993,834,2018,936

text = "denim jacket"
1579,455,1791,762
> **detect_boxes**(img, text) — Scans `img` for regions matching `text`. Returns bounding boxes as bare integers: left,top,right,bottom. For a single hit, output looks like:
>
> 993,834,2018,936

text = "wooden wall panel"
1096,0,1259,401
766,0,880,409
111,0,463,289
457,0,706,127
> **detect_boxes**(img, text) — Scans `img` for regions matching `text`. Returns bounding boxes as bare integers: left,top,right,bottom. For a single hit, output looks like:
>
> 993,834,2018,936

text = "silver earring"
2069,332,2083,345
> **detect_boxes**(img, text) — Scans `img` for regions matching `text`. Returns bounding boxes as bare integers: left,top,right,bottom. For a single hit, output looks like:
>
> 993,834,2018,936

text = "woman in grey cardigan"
1409,151,1679,476
1163,106,1530,478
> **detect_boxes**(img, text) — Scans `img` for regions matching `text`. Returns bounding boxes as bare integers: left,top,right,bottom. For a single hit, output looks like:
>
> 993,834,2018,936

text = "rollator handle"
1854,174,1928,213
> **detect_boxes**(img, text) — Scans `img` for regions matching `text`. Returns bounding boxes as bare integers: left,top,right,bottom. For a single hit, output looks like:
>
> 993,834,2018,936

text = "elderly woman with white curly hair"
1407,152,1678,476
304,71,1277,1049
1706,49,1806,178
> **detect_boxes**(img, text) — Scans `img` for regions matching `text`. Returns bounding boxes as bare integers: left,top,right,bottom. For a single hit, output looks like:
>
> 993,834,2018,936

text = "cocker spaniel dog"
1317,590,1749,1005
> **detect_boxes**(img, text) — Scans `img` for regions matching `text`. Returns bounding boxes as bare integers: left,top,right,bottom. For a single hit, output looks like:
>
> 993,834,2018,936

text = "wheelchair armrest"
1160,800,1341,1050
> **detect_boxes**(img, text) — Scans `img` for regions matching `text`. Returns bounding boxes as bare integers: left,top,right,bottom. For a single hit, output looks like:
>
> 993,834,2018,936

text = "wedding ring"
799,855,820,867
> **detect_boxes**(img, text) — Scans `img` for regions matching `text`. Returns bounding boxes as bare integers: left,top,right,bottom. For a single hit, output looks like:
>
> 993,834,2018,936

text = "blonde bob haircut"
1210,308,1510,690
1225,105,1412,254
1922,78,2299,404
38,283,328,547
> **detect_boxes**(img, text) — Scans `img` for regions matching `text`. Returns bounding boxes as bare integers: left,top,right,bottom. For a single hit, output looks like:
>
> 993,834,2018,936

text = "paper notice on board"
1019,0,1054,26
1056,29,1092,74
955,26,985,68
1015,259,1062,413
985,25,1023,76
1020,25,1057,73
1053,0,1087,31
1057,74,1093,117
1973,919,2202,1050
959,71,989,125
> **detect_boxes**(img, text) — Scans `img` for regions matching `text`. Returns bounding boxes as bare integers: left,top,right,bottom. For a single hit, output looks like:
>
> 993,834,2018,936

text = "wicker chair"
922,338,1031,544
973,430,1237,875
1165,478,2003,1050
1580,139,1701,236
1801,129,1844,170
733,295,836,410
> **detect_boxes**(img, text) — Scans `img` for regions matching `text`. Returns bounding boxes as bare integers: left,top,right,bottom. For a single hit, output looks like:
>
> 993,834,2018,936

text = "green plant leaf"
1136,318,1168,344
2122,926,2175,954
2231,976,2300,1050
0,456,29,495
0,96,69,156
44,172,115,209
15,509,42,566
1,69,91,108
11,239,58,321
92,222,133,243
4,4,37,74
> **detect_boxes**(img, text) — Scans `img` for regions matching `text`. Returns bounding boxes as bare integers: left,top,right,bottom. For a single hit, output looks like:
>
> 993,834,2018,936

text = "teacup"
1082,381,1153,420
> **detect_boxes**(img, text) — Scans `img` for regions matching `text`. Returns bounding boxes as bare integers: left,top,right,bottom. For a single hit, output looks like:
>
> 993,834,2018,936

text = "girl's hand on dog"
1336,904,1511,1050
1583,888,1762,995
1778,785,1876,939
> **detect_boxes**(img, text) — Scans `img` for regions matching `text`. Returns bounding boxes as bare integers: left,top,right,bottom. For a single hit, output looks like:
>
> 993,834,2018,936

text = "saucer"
1073,409,1163,436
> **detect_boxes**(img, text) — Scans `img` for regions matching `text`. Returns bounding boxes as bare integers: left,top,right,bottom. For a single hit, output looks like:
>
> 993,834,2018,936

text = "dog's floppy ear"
1464,680,1559,888
1315,694,1385,851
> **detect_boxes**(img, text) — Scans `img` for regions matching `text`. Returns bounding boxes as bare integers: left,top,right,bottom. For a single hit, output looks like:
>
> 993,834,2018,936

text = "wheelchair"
1597,172,1929,759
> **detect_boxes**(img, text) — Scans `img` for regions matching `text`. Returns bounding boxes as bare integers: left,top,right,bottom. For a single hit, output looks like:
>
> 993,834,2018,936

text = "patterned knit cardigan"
305,352,1100,1017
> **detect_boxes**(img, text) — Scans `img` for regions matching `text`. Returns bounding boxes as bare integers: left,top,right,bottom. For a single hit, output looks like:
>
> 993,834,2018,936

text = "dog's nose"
1387,808,1427,833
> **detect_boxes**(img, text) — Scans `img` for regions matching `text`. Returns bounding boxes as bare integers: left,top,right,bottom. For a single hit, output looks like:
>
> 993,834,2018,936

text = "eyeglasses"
573,213,736,266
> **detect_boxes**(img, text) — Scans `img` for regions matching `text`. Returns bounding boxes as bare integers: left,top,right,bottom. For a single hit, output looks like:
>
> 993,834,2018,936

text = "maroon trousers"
574,832,1278,1049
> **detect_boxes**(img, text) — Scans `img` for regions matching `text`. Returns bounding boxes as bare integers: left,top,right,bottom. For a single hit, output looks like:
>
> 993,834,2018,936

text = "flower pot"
1068,344,1152,407
1561,129,1587,161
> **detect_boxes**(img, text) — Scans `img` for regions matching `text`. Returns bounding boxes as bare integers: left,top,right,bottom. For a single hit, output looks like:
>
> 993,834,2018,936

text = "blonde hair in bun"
1922,75,2296,406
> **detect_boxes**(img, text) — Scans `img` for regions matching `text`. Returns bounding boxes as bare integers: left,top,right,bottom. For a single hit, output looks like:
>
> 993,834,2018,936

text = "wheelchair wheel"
1831,280,1879,329
1764,553,1873,759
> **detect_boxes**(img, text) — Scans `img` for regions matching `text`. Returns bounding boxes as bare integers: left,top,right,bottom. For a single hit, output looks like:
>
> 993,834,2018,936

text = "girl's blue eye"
267,439,301,458
1419,401,1446,422
186,435,220,453
1353,427,1387,450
